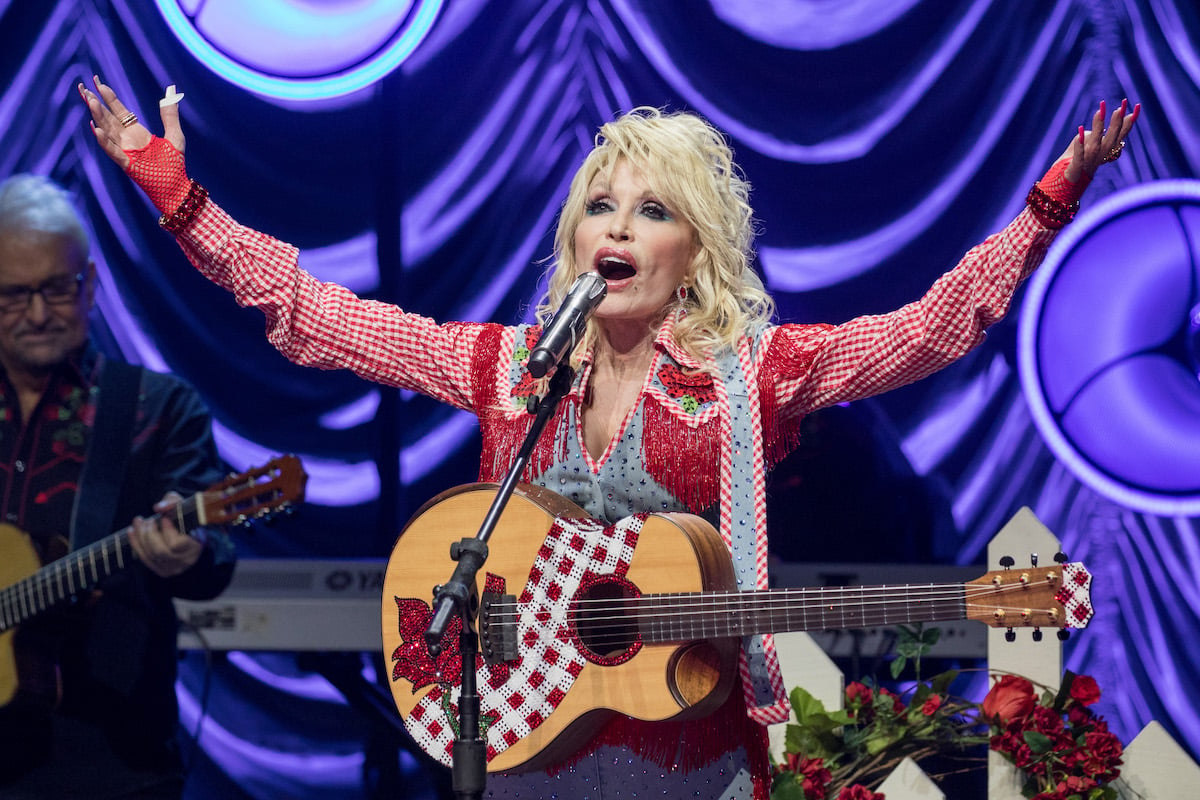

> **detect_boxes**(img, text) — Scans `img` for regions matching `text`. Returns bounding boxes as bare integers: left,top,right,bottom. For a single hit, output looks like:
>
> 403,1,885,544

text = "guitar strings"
486,580,1069,616
3,467,288,632
0,494,204,630
479,580,1079,648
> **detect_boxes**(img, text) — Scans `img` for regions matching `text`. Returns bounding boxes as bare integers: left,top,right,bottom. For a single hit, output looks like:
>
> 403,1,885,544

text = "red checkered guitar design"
382,483,1094,774
0,455,306,709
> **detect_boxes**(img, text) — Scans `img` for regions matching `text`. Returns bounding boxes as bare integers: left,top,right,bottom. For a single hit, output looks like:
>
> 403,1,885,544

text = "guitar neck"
636,583,966,642
0,499,200,633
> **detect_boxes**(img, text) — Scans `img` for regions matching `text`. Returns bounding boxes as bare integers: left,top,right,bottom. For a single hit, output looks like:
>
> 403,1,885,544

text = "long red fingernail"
1099,100,1106,118
1120,98,1128,114
1079,126,1085,144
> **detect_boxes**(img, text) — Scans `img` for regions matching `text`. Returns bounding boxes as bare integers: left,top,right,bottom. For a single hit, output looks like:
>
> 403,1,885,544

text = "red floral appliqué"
511,372,539,401
391,574,513,693
524,327,541,351
391,597,464,692
656,363,716,406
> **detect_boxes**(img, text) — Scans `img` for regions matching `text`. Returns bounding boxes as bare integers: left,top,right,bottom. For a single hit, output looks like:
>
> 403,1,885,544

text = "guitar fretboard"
633,584,967,642
0,499,200,633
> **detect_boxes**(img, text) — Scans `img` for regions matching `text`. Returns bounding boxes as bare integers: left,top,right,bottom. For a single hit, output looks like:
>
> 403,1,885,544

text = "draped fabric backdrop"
2,1,1198,797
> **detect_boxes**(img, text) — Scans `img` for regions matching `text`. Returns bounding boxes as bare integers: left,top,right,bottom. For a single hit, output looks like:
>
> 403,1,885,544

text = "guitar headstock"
964,562,1094,632
200,455,307,527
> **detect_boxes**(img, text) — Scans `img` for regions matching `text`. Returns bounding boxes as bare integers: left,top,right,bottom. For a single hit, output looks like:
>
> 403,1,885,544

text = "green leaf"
789,686,829,723
930,669,959,695
1055,671,1076,713
864,729,904,755
1023,730,1053,754
784,726,840,762
893,623,943,680
784,687,852,743
770,772,810,800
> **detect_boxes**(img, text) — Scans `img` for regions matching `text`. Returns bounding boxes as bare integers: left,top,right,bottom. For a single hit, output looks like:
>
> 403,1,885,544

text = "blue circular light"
1189,301,1200,379
154,0,443,102
1018,180,1200,517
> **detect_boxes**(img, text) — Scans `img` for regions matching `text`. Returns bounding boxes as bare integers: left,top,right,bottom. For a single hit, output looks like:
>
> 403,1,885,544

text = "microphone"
527,272,607,378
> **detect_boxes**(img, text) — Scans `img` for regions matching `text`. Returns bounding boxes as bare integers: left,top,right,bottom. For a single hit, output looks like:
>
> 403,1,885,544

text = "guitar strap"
69,357,142,549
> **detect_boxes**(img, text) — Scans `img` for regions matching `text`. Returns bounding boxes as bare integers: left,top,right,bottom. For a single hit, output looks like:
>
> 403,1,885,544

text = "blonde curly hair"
541,107,774,368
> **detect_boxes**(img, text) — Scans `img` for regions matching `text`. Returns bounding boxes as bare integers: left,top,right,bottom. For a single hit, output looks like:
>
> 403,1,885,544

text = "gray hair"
0,174,90,256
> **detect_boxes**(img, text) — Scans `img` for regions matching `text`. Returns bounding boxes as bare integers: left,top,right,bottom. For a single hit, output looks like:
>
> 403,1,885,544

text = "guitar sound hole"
570,576,642,665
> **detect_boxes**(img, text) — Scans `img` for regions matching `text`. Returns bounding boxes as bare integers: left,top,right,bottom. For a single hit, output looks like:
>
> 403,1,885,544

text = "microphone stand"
424,361,576,800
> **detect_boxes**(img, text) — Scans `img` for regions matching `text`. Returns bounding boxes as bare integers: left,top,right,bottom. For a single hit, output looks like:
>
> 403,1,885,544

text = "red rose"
835,785,885,800
1068,674,1101,706
880,687,905,714
1066,703,1096,727
921,694,943,715
845,682,874,720
781,756,831,799
981,674,1036,724
845,681,873,705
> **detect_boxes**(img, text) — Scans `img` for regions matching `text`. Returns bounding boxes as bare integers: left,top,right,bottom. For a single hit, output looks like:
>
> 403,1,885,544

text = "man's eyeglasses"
0,274,86,312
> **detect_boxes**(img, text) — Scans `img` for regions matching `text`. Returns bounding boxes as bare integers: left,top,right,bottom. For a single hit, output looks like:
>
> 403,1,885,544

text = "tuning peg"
1005,629,1016,642
1054,552,1069,563
1031,553,1039,566
1032,629,1043,642
1057,630,1070,641
999,556,1015,569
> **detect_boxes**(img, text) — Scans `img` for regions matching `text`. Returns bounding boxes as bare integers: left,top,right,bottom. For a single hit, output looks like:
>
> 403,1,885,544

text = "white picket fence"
768,508,1199,799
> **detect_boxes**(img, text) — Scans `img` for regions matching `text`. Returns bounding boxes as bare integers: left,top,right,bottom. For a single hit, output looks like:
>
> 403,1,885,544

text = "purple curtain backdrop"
2,1,1198,797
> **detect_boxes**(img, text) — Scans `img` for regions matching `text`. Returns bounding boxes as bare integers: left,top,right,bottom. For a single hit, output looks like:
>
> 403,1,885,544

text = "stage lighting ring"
1018,180,1200,516
154,0,443,102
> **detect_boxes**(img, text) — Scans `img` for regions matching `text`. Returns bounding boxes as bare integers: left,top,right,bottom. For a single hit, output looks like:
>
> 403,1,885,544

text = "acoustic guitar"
0,454,307,708
382,483,1094,774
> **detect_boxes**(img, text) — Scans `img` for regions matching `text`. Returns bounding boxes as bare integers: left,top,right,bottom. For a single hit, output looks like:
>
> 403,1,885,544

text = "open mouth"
596,256,636,281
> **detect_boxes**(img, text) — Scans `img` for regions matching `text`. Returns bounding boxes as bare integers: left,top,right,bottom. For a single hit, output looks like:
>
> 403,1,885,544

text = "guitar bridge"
480,591,518,665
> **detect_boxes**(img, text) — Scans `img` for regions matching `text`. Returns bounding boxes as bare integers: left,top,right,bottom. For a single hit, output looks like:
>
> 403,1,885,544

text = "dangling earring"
676,284,689,304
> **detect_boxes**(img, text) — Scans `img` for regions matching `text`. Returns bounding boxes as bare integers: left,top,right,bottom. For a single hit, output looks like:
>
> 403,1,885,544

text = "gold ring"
119,111,138,128
1102,140,1126,163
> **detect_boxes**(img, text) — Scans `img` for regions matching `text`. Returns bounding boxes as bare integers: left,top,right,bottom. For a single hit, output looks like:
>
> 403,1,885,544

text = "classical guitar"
382,483,1095,774
0,454,307,707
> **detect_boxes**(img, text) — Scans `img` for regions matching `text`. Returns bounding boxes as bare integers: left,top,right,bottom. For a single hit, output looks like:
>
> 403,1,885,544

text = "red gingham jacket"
172,199,1056,725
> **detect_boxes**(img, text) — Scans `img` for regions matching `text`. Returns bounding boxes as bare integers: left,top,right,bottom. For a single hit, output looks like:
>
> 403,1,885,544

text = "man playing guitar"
0,174,235,799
